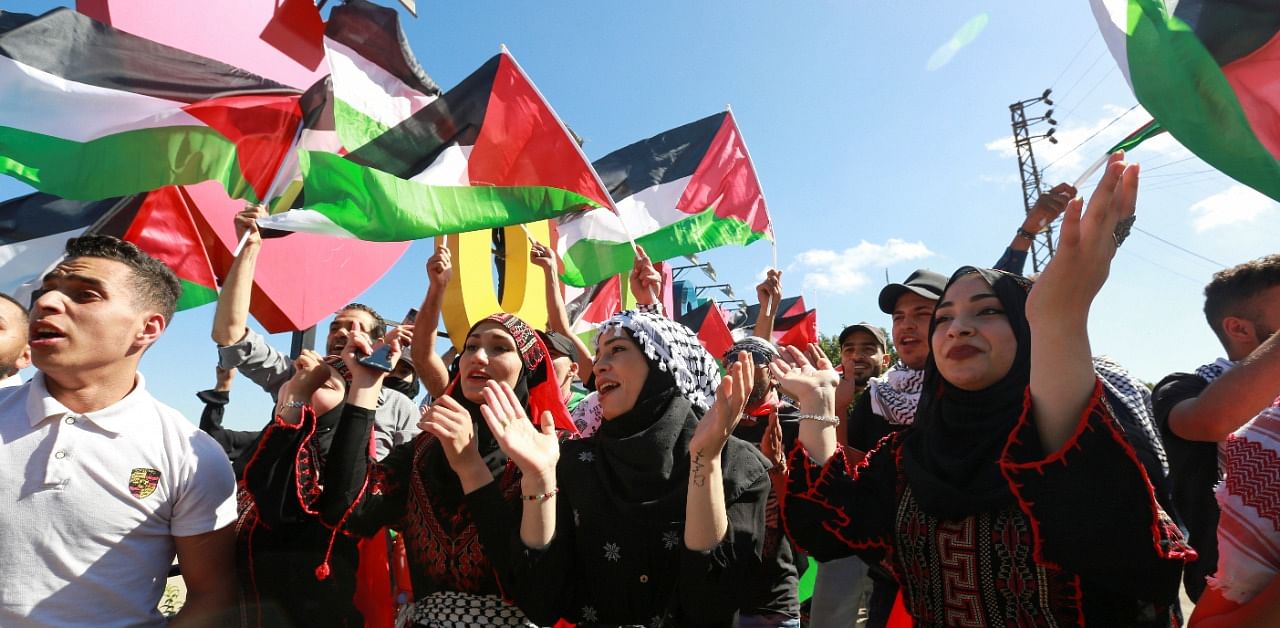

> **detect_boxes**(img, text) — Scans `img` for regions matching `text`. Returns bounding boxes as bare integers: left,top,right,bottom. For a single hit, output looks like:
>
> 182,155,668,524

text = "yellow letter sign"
441,221,552,349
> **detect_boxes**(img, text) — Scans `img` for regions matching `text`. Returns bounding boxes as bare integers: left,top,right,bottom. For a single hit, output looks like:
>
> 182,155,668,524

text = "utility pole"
1008,89,1059,273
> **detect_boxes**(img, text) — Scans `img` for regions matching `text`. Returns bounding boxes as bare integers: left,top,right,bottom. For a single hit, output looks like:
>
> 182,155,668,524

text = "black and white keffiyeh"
1195,357,1234,383
868,362,926,425
597,310,721,412
1094,355,1170,476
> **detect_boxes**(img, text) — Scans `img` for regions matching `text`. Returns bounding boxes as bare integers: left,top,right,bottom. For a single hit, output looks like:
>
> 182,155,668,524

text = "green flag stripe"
0,125,258,202
333,98,394,151
560,206,768,287
292,150,600,241
175,278,218,311
1106,119,1165,154
1125,0,1280,200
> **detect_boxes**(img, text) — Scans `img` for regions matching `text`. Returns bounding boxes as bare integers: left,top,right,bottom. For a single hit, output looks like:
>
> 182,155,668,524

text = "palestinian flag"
259,50,613,240
676,301,736,361
0,189,217,310
557,110,772,288
774,309,819,349
0,8,303,203
324,0,440,151
725,294,817,348
1091,0,1280,201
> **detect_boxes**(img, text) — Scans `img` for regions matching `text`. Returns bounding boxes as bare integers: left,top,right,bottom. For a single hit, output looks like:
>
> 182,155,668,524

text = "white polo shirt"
0,373,237,627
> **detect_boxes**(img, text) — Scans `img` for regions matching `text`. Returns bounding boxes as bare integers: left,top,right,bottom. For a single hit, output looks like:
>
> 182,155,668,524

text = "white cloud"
792,239,934,295
984,104,1192,183
1189,185,1280,232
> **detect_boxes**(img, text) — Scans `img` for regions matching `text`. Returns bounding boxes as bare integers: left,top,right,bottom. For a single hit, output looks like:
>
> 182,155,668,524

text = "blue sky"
5,1,1278,430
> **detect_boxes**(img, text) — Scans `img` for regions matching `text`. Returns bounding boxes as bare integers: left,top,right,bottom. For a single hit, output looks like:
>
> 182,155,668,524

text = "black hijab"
590,311,767,521
901,267,1036,520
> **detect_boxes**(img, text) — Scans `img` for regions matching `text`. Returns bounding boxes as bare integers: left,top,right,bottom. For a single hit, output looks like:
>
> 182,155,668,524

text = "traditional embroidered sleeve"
781,434,898,564
241,407,323,527
999,379,1195,606
317,405,412,537
676,457,771,623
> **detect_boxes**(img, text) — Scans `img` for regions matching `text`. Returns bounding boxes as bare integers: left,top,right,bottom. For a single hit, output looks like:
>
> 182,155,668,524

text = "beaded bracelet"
796,414,840,426
522,487,559,502
284,400,306,409
1015,227,1037,241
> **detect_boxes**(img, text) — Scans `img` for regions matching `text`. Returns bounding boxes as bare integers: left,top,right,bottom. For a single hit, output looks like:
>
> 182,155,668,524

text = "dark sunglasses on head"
725,348,773,367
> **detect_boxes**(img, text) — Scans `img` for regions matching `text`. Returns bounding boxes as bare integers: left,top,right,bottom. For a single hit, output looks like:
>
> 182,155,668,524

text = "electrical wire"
1060,66,1117,122
1057,49,1109,104
1051,32,1099,89
1117,248,1208,284
1134,226,1226,268
1043,103,1139,172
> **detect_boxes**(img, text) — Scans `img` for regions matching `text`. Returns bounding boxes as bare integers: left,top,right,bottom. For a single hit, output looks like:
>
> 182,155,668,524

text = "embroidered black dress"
507,395,772,627
784,381,1193,627
237,406,364,628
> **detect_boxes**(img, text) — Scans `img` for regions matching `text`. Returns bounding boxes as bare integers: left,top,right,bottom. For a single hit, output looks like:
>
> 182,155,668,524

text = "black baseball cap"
537,330,581,364
878,269,948,314
837,322,887,352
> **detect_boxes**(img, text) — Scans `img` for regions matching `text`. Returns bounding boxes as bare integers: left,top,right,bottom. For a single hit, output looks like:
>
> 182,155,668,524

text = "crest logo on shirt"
128,468,161,499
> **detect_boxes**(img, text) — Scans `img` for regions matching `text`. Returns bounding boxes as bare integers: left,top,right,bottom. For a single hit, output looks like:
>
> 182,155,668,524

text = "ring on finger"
1113,215,1136,248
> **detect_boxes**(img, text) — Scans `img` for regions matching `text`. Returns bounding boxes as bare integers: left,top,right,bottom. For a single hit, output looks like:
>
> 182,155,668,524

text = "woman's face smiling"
458,321,523,403
592,328,651,421
930,274,1017,392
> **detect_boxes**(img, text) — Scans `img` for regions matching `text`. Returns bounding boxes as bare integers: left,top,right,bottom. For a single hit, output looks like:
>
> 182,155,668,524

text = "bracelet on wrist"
1016,227,1037,241
522,487,559,502
283,400,306,409
796,414,840,426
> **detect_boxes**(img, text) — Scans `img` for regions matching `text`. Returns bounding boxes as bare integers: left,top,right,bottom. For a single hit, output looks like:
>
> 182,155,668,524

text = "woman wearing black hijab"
779,155,1192,626
480,308,772,627
254,312,573,627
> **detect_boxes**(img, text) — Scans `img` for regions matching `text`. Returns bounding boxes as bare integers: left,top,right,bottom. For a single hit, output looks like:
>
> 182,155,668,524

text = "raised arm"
1168,331,1280,441
629,246,664,312
532,241,593,376
1026,154,1137,453
479,381,561,549
771,344,841,463
412,244,453,399
211,204,265,346
684,352,753,550
753,270,782,340
995,183,1075,275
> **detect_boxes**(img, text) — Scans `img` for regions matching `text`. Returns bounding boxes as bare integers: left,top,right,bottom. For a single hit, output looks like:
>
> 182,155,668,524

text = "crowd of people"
0,154,1276,627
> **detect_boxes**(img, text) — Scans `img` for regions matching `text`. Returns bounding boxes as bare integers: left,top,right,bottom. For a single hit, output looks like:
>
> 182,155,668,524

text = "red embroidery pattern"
1225,435,1280,529
937,519,983,627
399,434,520,594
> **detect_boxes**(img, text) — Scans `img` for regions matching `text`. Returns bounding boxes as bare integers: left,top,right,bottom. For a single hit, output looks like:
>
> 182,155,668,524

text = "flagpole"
1072,151,1111,190
233,117,308,257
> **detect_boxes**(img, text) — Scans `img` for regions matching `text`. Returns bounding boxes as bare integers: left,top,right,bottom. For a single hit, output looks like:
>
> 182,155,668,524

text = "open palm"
479,381,559,478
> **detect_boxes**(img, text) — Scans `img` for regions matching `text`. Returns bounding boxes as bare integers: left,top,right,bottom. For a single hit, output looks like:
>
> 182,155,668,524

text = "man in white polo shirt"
0,235,238,626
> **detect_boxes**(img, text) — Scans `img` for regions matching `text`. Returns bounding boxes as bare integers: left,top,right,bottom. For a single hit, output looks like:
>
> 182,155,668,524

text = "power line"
1117,248,1206,284
1058,48,1109,103
1142,168,1218,179
1134,226,1226,268
1143,172,1226,193
1051,32,1099,89
1144,155,1196,172
1060,66,1117,122
1043,103,1139,172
